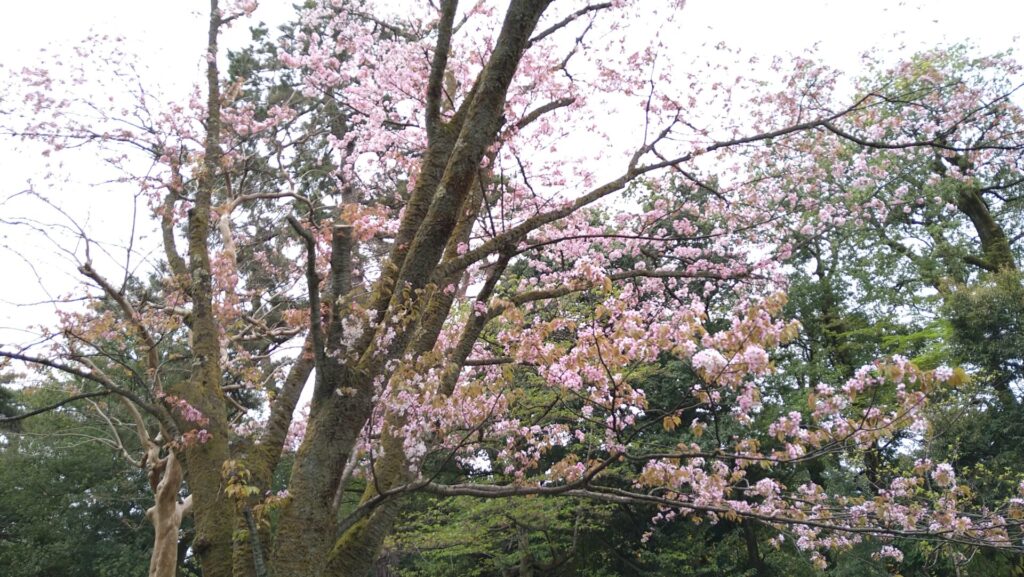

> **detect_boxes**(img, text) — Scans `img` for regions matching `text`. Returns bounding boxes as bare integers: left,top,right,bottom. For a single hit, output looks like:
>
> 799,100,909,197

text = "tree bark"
742,520,770,577
146,448,192,577
267,2,552,575
956,185,1017,272
178,3,235,576
324,422,411,577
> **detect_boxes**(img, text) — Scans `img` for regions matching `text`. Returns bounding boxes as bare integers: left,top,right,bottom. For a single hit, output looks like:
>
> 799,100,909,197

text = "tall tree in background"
0,382,154,577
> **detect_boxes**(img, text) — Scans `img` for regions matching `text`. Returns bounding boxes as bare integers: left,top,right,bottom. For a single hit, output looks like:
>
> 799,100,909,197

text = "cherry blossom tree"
2,2,1024,577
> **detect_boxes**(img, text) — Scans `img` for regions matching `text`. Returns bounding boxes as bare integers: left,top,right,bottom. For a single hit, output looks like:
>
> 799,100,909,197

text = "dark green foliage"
386,494,766,577
0,388,151,577
944,270,1024,386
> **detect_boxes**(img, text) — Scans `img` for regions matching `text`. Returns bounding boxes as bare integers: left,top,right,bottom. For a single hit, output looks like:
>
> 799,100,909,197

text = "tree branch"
528,3,612,46
0,390,111,423
287,216,325,369
78,262,162,389
0,349,166,425
425,0,458,140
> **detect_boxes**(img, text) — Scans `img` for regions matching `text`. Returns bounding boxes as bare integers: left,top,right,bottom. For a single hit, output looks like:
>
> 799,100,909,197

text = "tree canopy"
2,2,1023,577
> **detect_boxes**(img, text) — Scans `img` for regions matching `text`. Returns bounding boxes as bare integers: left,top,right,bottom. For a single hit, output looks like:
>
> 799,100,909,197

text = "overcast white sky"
3,2,1020,62
2,1,1021,93
1,0,1022,345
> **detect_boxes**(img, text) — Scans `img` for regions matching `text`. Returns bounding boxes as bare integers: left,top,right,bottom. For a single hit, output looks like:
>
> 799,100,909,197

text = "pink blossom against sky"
0,0,1021,342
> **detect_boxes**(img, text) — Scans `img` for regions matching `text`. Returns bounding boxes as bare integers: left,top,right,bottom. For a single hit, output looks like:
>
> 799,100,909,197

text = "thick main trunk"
178,299,231,575
268,374,375,577
325,423,411,577
324,188,494,575
182,425,233,576
742,520,770,577
269,2,552,574
326,499,406,577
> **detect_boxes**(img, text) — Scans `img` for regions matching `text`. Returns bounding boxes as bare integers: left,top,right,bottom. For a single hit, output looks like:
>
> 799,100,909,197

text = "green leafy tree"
0,386,153,577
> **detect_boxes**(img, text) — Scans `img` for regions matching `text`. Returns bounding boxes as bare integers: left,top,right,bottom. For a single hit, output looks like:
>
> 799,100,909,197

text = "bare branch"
0,390,111,423
78,262,162,385
528,3,612,46
161,191,188,280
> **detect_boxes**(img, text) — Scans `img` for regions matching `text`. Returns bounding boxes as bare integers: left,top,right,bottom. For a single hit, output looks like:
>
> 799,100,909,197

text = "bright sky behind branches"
0,0,1021,344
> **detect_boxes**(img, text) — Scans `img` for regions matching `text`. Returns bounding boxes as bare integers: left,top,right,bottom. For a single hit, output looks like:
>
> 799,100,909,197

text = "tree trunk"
743,520,770,577
146,448,191,577
268,2,552,574
325,425,411,577
268,379,374,577
956,185,1017,272
176,3,237,575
